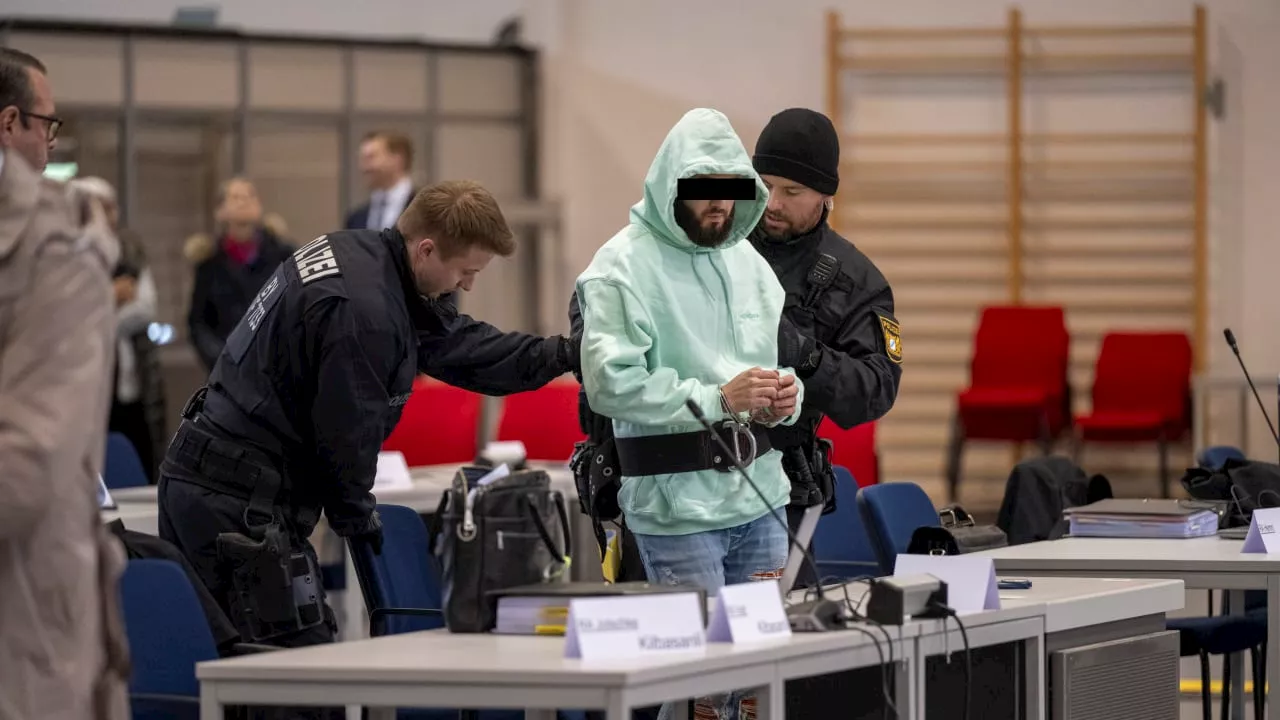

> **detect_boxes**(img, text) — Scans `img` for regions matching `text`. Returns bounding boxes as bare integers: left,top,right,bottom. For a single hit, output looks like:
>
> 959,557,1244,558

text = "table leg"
342,546,368,641
524,710,556,720
200,687,221,720
1268,577,1279,720
605,692,629,720
755,679,784,720
1228,590,1247,720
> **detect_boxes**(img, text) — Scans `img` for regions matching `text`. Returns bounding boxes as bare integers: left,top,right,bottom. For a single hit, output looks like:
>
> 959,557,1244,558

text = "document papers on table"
490,582,706,636
1064,498,1219,539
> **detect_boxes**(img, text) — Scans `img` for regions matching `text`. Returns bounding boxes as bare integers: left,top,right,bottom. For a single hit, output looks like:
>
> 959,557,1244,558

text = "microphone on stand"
1223,330,1280,457
684,397,842,632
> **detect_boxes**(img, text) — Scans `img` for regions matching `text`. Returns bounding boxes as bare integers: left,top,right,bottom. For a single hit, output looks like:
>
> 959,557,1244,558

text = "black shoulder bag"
434,466,572,633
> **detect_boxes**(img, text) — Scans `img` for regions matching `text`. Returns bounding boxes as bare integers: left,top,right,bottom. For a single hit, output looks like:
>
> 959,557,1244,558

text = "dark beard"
760,204,826,243
674,202,735,248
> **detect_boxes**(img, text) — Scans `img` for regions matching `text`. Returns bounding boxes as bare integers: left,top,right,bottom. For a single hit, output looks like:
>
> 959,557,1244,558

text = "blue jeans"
632,511,789,720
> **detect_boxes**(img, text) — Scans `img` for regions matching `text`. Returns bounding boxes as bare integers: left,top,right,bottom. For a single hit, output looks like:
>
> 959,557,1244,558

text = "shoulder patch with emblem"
294,234,342,285
878,314,902,364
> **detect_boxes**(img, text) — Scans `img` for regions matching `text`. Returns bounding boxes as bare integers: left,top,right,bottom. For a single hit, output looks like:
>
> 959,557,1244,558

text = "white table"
197,625,907,720
977,537,1279,720
906,576,1183,720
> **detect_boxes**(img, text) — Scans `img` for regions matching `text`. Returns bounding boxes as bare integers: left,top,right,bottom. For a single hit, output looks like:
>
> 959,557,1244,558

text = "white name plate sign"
707,580,792,643
564,592,706,660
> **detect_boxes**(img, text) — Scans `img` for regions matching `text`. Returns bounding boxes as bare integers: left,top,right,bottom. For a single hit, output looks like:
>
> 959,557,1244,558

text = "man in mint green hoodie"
577,106,803,598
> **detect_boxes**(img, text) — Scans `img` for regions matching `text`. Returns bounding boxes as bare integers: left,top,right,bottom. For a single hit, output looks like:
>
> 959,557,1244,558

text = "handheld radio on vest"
803,253,840,308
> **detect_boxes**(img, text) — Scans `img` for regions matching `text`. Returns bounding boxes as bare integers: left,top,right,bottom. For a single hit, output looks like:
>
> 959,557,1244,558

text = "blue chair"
857,482,941,575
348,503,446,637
348,505,586,720
811,466,879,581
105,432,149,489
1197,445,1247,470
1168,601,1267,720
120,559,276,720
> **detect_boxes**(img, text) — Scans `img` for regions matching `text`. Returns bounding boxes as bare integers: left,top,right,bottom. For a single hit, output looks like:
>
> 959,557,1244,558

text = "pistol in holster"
216,521,323,643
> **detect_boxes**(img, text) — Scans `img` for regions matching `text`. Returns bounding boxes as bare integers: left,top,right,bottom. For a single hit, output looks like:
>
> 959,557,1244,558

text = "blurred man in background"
345,130,416,230
0,46,129,720
187,175,294,373
749,108,902,584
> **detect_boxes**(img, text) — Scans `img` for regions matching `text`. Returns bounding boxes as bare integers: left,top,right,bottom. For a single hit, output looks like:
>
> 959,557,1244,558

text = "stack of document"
1065,499,1220,539
494,597,571,636
490,581,706,636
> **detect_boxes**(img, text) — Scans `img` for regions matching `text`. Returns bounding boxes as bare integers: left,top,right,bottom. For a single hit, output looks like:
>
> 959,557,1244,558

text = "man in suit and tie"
345,130,416,231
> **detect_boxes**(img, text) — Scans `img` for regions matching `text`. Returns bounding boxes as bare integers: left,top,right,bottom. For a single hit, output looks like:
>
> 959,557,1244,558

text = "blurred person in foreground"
749,108,902,584
73,175,167,482
158,180,577,677
575,108,802,720
187,176,294,373
0,46,129,720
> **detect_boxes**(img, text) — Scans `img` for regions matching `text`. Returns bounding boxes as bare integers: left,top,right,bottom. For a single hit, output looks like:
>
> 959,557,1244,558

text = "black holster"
783,438,836,514
216,524,324,642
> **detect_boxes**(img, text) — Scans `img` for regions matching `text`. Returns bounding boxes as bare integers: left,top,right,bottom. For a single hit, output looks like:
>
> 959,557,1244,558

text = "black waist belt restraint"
614,421,773,476
173,387,324,642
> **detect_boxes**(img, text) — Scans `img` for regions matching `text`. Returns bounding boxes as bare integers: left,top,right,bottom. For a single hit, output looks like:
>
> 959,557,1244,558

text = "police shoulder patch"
878,313,903,364
294,234,342,285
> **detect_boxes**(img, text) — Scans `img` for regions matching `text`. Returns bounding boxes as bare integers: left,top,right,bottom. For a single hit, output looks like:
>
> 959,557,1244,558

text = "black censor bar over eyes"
676,177,756,201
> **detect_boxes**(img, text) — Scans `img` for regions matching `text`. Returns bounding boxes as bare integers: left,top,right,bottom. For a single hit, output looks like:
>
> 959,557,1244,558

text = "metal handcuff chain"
718,387,758,466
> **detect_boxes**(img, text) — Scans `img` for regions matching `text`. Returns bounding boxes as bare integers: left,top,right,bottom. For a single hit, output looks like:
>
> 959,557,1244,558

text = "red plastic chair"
818,418,880,488
496,379,586,462
945,305,1072,501
1073,332,1193,498
381,376,482,467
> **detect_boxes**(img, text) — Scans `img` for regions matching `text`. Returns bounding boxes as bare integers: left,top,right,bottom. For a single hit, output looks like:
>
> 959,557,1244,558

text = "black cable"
786,576,899,718
840,624,900,720
929,602,971,720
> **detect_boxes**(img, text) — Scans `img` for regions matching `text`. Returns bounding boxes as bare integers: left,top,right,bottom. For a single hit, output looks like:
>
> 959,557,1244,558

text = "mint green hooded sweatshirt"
575,108,804,537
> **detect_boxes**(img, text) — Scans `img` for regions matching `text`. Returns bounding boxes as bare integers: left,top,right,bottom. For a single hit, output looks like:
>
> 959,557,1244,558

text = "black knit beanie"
752,108,840,196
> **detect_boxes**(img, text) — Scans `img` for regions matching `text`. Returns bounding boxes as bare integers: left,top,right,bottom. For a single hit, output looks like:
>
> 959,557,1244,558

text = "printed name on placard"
563,593,706,660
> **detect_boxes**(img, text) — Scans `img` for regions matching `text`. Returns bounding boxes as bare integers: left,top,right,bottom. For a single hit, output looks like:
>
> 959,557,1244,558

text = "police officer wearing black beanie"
749,108,903,585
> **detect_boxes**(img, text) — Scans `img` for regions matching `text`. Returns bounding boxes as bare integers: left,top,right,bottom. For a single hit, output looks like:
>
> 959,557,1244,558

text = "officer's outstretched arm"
787,284,903,429
308,299,396,538
0,237,114,540
577,278,729,427
416,296,575,395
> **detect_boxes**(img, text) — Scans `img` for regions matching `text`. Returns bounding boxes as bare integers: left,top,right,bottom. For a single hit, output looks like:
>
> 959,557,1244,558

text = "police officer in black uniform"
748,108,902,585
157,180,578,663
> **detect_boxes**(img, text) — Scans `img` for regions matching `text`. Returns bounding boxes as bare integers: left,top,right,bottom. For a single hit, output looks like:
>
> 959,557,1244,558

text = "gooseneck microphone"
1223,329,1280,449
684,397,843,632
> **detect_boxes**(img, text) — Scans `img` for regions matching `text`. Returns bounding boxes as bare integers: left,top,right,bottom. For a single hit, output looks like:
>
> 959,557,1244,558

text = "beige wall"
525,0,1280,456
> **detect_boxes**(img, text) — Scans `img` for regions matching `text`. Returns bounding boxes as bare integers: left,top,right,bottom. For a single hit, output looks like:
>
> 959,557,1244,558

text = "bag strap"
523,492,574,579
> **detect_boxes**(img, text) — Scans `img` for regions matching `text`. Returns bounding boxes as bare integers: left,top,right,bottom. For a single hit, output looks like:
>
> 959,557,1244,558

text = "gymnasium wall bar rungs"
826,3,1209,369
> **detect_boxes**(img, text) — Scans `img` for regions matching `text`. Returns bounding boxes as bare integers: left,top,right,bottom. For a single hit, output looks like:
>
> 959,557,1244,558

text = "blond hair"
396,180,515,259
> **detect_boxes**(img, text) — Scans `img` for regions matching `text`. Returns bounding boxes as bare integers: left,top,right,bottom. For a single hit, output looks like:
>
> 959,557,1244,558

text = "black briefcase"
434,466,571,633
908,505,1009,556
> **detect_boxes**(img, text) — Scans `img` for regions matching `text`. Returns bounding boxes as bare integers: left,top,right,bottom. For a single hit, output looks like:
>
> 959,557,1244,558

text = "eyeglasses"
19,110,62,142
